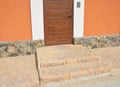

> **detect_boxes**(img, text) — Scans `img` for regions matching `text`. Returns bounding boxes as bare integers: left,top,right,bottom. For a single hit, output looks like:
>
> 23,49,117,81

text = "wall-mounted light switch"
77,2,81,8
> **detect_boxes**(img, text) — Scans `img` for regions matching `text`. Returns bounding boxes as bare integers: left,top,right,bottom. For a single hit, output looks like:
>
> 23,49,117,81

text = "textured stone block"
77,55,99,63
87,69,96,75
40,60,66,67
74,34,120,49
0,55,39,87
95,68,105,74
0,40,44,58
103,67,111,72
36,44,120,86
70,71,88,79
15,83,39,87
66,58,78,64
41,74,70,83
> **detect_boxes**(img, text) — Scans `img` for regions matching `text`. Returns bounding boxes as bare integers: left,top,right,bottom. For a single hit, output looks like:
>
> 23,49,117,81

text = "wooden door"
44,0,73,45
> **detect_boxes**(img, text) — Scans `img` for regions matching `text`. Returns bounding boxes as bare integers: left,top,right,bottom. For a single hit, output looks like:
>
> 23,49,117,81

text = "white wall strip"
30,0,44,40
74,0,84,38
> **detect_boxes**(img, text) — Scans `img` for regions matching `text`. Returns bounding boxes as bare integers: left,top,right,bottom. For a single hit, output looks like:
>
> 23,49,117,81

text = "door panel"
46,9,71,17
44,0,73,45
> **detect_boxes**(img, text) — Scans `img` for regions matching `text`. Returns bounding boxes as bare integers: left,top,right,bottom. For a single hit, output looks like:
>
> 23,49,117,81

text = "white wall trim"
74,0,84,38
30,0,84,40
30,0,44,40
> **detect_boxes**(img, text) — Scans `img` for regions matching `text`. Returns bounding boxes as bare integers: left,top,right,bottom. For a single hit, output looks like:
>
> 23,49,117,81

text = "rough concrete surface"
43,73,120,87
36,45,120,87
0,45,120,87
0,55,39,87
36,45,94,66
91,46,120,69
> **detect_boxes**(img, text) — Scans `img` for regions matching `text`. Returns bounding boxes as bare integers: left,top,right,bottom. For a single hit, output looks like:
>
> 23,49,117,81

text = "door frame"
43,0,74,45
30,0,85,40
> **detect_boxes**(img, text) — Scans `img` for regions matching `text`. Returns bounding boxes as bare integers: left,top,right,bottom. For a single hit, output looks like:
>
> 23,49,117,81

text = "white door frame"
30,0,84,40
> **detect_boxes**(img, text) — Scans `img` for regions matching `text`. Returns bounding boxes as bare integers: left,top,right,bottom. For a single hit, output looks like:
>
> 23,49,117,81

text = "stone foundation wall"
0,34,119,58
74,34,120,49
0,40,44,58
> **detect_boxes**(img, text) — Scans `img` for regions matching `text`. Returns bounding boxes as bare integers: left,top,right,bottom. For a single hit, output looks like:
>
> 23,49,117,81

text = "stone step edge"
40,55,99,67
15,82,39,87
111,68,120,75
40,67,111,84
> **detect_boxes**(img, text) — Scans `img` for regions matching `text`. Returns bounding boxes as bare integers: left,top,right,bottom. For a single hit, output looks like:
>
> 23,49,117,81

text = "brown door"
44,0,73,45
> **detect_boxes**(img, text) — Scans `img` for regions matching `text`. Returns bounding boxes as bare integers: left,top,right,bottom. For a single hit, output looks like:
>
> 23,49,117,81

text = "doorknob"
67,15,72,18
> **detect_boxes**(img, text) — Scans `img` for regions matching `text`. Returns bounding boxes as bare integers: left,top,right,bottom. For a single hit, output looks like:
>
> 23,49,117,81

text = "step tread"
36,45,100,68
36,45,92,62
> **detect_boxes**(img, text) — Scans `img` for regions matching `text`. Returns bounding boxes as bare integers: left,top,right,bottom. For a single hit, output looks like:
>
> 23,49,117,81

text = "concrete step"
40,61,111,84
36,45,111,85
36,45,99,67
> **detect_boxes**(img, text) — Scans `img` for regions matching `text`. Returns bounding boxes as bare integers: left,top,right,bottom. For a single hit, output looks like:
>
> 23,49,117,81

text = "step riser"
15,83,39,87
41,74,70,84
71,67,111,79
40,56,99,68
41,67,111,84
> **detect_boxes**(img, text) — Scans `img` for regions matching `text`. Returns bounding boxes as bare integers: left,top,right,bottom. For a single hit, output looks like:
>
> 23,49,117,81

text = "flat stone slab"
91,46,120,69
0,55,39,87
36,45,120,86
43,73,120,87
36,45,98,67
36,45,92,61
37,45,119,84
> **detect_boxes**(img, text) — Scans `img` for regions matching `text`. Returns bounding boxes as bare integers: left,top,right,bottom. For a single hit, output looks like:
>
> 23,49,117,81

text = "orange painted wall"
84,0,120,36
0,0,32,42
0,0,120,42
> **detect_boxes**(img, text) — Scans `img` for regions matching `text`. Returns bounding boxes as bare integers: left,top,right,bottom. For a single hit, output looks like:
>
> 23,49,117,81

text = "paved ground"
91,46,120,69
44,73,120,87
0,55,40,87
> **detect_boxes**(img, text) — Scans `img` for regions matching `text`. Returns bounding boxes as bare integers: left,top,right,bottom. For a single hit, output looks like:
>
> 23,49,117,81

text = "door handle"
67,15,72,18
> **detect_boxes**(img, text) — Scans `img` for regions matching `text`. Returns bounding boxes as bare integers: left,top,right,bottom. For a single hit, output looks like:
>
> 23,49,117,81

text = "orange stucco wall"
0,0,120,42
0,0,32,42
84,0,120,36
